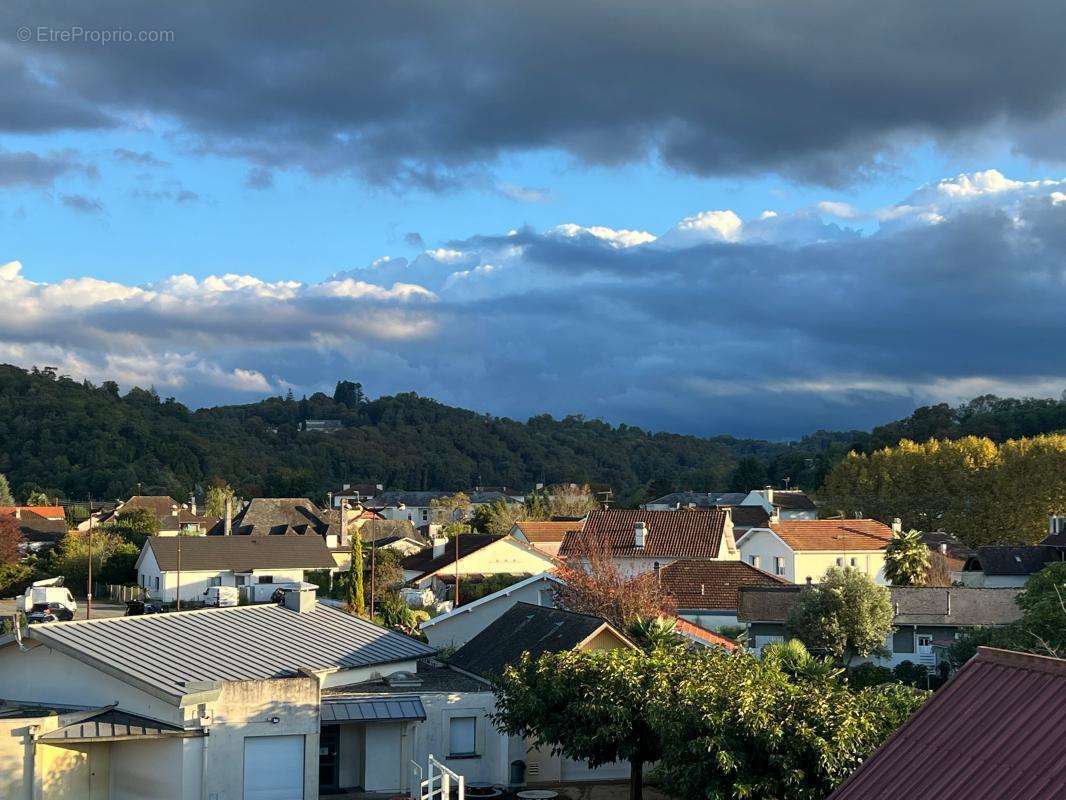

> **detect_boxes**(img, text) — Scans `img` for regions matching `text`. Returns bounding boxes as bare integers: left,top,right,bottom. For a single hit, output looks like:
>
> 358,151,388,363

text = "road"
0,597,127,620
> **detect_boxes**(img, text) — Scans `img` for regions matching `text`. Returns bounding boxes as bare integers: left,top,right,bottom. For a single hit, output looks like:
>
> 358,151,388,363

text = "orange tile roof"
672,617,736,651
659,559,790,610
513,520,580,542
0,505,65,519
770,519,893,551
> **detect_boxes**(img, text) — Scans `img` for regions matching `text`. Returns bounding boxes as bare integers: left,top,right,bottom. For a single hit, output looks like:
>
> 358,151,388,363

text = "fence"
96,583,146,603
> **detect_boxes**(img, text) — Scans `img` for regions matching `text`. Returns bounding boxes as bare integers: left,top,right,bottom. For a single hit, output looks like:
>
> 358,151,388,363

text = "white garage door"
244,735,305,800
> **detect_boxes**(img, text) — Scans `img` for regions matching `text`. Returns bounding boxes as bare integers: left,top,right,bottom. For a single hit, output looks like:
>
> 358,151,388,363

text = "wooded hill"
2,363,1064,507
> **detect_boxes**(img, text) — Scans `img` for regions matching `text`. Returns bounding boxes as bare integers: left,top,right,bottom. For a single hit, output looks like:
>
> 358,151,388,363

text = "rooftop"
658,559,789,611
448,602,633,679
767,519,893,551
401,534,506,577
512,520,581,542
965,545,1065,575
15,602,435,701
560,508,729,559
645,491,747,508
219,497,338,538
828,647,1066,800
143,534,336,572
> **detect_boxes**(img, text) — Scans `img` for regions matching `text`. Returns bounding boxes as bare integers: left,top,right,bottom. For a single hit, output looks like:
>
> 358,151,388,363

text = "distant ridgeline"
1,363,1064,508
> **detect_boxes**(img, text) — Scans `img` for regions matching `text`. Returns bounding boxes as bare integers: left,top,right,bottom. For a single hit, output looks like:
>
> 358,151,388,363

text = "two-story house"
738,518,895,584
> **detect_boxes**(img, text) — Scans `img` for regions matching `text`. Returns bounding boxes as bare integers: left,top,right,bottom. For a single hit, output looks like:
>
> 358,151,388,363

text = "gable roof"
645,491,746,508
420,572,562,630
22,602,436,702
965,545,1065,575
728,505,771,529
220,497,338,537
766,490,817,511
2,509,68,542
658,559,789,611
827,647,1066,800
1041,530,1066,548
144,535,336,572
512,520,580,543
447,602,634,678
738,585,1022,627
359,518,426,544
399,534,549,579
560,509,728,559
0,505,64,520
370,491,452,507
768,519,893,551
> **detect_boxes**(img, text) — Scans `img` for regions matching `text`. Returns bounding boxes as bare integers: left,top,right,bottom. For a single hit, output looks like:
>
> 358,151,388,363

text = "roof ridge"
976,646,1066,676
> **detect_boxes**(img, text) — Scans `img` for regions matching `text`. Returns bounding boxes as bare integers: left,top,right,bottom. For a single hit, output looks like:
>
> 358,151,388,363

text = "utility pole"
176,533,182,612
454,526,460,607
370,538,376,618
86,493,93,620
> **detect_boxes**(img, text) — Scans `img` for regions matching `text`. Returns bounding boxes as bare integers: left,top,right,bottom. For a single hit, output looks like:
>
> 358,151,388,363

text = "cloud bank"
4,170,1066,437
6,1,1066,186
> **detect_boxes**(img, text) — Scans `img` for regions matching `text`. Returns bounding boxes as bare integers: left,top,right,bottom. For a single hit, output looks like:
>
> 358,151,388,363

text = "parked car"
125,599,163,616
26,602,74,624
203,585,240,608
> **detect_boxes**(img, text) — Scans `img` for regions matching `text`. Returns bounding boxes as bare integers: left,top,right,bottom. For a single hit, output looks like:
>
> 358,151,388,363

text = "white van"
202,585,240,607
19,577,77,621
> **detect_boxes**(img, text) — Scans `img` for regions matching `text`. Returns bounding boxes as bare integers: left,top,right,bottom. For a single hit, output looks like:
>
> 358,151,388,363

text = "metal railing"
413,755,464,800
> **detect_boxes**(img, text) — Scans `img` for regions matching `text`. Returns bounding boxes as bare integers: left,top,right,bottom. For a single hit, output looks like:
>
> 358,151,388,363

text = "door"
916,633,935,665
244,735,305,800
319,725,340,792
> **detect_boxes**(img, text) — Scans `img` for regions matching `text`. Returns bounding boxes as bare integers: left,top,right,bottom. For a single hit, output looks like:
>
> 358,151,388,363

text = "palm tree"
884,528,930,586
761,639,842,681
626,616,685,651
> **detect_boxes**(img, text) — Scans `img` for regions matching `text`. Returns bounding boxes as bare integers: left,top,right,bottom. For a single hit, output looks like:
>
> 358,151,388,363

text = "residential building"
420,573,562,648
740,486,818,520
136,534,337,603
212,497,344,544
94,495,216,535
303,418,343,432
329,482,384,508
657,559,790,629
920,530,974,581
738,585,1022,667
330,519,428,570
737,518,895,583
0,585,435,800
962,545,1066,587
370,491,456,524
0,505,68,547
641,491,746,511
401,534,558,596
508,520,580,556
559,508,740,578
1043,513,1066,547
827,647,1066,800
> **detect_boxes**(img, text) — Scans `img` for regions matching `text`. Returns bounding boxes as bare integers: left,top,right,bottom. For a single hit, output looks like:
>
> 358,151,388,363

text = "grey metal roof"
145,534,336,572
321,696,426,723
39,706,195,741
27,602,436,701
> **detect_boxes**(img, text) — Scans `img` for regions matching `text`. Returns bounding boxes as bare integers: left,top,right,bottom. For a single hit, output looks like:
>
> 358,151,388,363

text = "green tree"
523,486,552,520
788,568,894,666
0,473,13,505
205,482,235,518
493,647,666,800
47,530,130,595
346,534,366,616
470,498,526,534
651,646,926,800
547,483,600,518
760,638,842,681
333,380,364,408
626,616,685,651
728,457,767,492
25,490,50,506
883,529,931,586
98,543,140,585
106,507,160,547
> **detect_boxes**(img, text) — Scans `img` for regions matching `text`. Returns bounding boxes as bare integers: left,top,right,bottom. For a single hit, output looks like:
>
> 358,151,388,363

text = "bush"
0,562,36,597
892,660,929,687
847,663,894,689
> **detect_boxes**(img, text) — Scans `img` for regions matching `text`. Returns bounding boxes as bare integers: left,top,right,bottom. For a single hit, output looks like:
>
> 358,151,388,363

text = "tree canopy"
883,529,931,586
788,568,894,665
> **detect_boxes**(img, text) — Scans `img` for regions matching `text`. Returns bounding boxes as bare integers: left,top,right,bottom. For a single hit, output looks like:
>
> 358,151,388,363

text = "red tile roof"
828,647,1066,800
658,559,789,611
0,505,65,520
673,617,737,651
513,520,580,543
769,519,893,551
560,509,728,559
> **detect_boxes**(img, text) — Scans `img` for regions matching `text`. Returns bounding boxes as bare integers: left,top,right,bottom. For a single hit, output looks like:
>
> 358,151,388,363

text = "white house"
740,487,818,521
420,573,562,649
0,586,436,800
559,508,740,578
136,535,337,604
401,534,558,594
737,518,894,584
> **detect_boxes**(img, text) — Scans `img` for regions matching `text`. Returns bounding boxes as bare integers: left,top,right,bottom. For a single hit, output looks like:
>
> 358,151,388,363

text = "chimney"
14,508,20,520
721,506,736,554
770,506,780,525
939,542,948,555
343,483,351,490
634,522,647,548
891,518,903,534
189,493,196,516
327,491,334,508
763,485,774,505
432,537,448,559
223,496,232,536
281,584,317,613
340,500,350,547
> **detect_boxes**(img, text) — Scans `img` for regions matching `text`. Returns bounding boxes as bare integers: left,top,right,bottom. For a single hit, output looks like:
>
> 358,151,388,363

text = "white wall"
738,529,795,581
364,723,405,791
109,738,185,800
423,578,556,649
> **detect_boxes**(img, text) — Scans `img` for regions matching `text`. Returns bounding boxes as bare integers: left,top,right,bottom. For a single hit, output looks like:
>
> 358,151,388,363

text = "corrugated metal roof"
828,647,1066,800
40,706,194,741
321,696,426,723
28,602,436,700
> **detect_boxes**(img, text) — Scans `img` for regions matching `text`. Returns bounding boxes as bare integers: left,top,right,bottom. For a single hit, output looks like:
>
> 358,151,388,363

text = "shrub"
847,663,894,689
892,660,930,687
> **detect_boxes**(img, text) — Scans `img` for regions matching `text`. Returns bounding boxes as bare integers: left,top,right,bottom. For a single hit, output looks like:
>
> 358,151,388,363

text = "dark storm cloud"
6,1,1066,185
0,147,93,186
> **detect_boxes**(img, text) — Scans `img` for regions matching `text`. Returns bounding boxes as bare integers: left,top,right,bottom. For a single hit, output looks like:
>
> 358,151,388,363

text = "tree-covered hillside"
0,365,854,505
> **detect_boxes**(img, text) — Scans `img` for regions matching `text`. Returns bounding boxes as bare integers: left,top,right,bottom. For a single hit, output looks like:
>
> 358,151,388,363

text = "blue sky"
4,2,1066,438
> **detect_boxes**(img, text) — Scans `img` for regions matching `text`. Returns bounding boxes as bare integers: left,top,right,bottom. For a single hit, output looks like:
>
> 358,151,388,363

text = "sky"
3,1,1066,439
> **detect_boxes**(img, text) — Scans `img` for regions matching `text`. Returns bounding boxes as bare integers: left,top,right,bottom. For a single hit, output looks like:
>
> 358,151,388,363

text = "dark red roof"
828,647,1066,800
658,559,789,611
560,509,728,559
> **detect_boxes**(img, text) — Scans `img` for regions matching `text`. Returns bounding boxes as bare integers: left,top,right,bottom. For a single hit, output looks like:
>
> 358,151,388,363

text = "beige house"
737,518,895,584
0,586,435,800
508,520,580,557
401,534,558,593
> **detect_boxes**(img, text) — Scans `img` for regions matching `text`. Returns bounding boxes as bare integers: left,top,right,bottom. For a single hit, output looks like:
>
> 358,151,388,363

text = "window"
235,575,247,587
773,556,785,576
153,576,159,591
849,557,858,568
749,555,761,569
209,576,222,587
258,575,274,584
421,509,429,522
448,716,477,757
836,557,844,567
